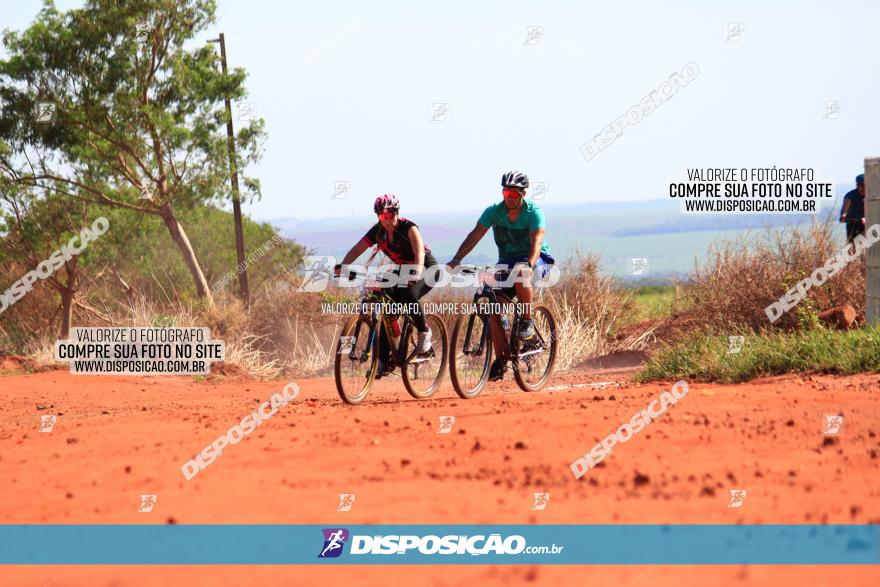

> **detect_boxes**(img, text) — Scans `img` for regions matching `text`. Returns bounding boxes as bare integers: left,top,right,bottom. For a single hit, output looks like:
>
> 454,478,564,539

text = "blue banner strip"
0,525,878,564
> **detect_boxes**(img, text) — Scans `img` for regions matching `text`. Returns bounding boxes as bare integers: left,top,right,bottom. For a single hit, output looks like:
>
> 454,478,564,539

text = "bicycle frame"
462,280,548,365
347,290,432,369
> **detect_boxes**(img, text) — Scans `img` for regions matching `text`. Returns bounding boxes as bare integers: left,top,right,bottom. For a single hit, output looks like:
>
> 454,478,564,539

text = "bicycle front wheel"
449,310,492,399
334,314,378,404
401,313,448,399
513,304,557,392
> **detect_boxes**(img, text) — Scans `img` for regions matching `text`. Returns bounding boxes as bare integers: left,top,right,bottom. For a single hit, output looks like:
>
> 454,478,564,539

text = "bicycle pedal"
408,347,435,361
376,368,398,380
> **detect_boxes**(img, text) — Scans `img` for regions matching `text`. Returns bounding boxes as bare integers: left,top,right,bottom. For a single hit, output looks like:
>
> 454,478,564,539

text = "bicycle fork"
350,318,375,362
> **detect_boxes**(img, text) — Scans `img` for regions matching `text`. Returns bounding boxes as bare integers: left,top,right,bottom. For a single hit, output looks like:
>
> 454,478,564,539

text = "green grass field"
635,326,880,383
622,285,682,326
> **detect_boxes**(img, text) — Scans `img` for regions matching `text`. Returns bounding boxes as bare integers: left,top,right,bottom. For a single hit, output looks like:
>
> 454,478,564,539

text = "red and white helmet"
373,193,400,214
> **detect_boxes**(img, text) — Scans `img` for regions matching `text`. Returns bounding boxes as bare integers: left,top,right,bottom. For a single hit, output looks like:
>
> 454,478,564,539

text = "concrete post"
865,157,880,324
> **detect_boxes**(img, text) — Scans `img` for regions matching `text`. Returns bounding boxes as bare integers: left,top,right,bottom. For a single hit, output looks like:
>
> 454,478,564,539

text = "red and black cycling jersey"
361,217,437,266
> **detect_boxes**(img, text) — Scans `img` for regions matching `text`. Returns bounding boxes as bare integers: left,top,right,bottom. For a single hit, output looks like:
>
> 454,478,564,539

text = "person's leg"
513,270,533,320
846,221,859,244
409,265,440,301
376,325,392,378
395,265,440,353
497,255,531,319
506,256,551,338
856,221,866,240
394,273,433,333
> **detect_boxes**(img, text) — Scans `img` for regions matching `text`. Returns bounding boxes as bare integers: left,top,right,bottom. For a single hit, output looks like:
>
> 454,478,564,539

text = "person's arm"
334,238,371,276
840,196,851,222
527,228,545,268
408,225,426,280
448,222,489,268
525,205,546,268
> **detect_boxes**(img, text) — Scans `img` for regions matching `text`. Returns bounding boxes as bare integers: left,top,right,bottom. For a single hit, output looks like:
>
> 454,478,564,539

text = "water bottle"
390,317,401,337
500,315,511,333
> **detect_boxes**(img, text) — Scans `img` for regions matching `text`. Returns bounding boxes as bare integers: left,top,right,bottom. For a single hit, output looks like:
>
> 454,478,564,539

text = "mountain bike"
333,270,448,405
449,265,557,398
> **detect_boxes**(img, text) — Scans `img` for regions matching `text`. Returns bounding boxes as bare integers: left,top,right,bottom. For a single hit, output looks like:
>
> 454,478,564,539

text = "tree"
0,0,266,306
106,206,303,301
0,186,107,338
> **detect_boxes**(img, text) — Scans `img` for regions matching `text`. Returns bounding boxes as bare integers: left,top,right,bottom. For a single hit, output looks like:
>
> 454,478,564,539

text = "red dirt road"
1,367,879,586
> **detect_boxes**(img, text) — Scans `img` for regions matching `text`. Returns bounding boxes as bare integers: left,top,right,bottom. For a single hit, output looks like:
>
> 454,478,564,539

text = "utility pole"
865,157,880,324
208,33,249,306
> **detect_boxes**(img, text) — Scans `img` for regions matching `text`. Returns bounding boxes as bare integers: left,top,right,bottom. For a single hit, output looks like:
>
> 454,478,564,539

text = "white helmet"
501,170,529,190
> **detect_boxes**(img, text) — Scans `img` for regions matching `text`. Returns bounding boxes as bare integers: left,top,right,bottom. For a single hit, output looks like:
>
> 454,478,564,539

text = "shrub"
680,221,864,333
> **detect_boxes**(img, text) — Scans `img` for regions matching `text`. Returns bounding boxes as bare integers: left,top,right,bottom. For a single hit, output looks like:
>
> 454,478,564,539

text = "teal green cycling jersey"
478,199,552,259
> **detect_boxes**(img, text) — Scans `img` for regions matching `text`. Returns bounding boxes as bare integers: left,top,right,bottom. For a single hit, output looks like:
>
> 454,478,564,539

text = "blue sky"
6,1,878,220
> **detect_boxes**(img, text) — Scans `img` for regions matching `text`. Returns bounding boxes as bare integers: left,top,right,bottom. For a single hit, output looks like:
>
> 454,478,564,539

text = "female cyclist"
334,194,441,374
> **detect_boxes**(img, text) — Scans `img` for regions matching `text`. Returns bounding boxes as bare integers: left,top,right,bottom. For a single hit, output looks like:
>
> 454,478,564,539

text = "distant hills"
266,187,852,283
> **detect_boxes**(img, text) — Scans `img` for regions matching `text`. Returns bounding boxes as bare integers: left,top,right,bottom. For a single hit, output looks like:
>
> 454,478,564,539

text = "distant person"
840,174,866,243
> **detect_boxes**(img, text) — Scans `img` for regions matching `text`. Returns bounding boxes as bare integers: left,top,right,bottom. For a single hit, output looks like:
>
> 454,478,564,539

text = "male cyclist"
447,171,555,381
839,173,866,244
334,194,440,376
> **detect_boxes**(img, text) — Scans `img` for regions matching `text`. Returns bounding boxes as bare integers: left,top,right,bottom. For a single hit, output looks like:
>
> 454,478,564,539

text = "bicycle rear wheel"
512,304,557,392
334,314,378,404
449,310,492,398
401,314,448,399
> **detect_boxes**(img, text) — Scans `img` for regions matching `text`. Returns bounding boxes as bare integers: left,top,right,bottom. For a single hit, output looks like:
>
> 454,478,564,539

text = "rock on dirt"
818,304,857,330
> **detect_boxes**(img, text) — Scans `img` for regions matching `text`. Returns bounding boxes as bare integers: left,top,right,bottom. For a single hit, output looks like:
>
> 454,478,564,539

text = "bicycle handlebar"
453,264,487,275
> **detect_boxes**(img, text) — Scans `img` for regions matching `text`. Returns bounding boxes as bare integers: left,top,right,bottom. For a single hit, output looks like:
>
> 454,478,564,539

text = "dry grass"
545,253,656,370
101,278,348,378
4,254,658,378
681,221,864,333
20,331,64,368
0,275,339,379
243,280,345,377
222,334,283,380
